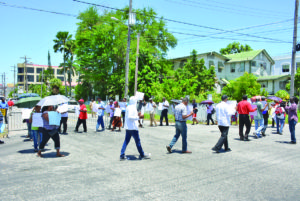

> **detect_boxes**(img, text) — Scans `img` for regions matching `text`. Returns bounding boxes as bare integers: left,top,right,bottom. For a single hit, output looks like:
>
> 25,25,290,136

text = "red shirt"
8,101,14,106
79,104,88,119
237,100,256,115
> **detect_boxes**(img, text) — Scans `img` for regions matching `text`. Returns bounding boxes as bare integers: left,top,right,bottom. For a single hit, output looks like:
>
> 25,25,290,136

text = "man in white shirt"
58,102,68,134
159,97,169,126
212,95,236,153
120,97,151,160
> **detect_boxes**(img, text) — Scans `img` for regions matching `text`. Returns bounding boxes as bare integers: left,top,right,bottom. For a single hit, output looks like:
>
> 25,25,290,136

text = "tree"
53,31,73,96
220,42,253,55
74,6,177,99
39,51,54,86
286,68,300,96
275,90,290,101
28,84,48,98
222,72,261,101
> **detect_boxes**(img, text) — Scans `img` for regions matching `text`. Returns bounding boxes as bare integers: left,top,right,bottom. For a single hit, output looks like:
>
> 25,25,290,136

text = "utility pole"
134,33,140,95
124,0,133,98
3,73,6,98
41,67,44,97
11,65,16,99
290,0,299,96
20,56,31,93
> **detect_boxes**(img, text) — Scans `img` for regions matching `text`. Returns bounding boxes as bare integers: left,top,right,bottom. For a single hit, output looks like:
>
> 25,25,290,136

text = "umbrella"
15,97,42,108
37,95,69,107
200,100,214,104
171,99,181,104
267,96,282,102
251,96,262,101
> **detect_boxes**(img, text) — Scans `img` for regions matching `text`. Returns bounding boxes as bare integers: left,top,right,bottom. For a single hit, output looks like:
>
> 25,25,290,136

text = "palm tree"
59,59,77,97
53,31,72,96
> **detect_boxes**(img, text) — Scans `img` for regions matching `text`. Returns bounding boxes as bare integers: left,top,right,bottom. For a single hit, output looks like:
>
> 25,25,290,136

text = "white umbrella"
37,95,69,107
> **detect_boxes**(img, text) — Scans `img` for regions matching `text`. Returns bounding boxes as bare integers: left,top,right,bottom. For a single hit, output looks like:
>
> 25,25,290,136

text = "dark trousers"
261,113,268,133
207,113,214,125
160,109,169,126
59,117,68,133
122,111,126,127
214,126,229,150
120,130,144,157
108,117,114,129
272,118,275,127
39,128,60,150
75,118,87,132
239,114,251,139
4,114,7,124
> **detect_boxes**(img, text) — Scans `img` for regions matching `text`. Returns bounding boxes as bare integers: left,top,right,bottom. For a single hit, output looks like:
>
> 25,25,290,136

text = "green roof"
225,49,275,64
256,74,290,81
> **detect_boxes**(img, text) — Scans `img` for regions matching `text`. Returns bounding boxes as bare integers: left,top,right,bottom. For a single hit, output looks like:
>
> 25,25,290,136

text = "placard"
135,91,144,101
249,105,257,116
119,102,127,111
114,108,121,117
92,103,99,113
158,103,163,111
48,111,61,126
31,113,43,127
105,105,112,113
75,106,80,116
22,109,32,120
186,105,193,121
145,103,153,112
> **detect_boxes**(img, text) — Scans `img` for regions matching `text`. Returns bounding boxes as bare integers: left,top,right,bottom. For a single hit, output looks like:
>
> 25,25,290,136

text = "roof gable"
225,49,275,64
170,51,229,61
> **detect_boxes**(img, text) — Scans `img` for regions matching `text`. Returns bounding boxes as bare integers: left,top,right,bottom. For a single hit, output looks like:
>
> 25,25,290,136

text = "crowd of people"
0,94,298,159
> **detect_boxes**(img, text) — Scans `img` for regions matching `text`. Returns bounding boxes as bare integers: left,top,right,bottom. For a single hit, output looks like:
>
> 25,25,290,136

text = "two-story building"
272,55,300,76
171,49,288,95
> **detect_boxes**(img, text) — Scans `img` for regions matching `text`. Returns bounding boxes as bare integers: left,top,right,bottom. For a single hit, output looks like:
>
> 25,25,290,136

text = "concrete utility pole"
11,65,16,98
124,0,133,98
20,56,31,93
134,33,140,95
290,0,299,96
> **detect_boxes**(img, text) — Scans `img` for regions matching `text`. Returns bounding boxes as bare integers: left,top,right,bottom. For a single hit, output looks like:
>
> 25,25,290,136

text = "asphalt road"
1,120,300,201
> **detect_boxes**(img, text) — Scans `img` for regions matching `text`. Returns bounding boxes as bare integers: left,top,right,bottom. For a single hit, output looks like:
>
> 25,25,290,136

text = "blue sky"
0,0,297,84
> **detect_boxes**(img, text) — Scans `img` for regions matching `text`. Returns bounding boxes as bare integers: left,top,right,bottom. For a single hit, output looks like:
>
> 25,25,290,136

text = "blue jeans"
32,130,43,149
120,130,144,157
96,116,104,130
289,120,297,142
254,119,264,136
276,118,285,134
169,121,187,151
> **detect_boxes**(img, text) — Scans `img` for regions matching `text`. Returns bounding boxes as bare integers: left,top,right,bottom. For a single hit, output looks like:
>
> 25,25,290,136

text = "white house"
272,55,300,76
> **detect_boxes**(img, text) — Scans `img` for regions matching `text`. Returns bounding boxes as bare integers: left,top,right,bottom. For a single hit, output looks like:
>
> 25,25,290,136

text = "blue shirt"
0,102,8,109
97,102,105,116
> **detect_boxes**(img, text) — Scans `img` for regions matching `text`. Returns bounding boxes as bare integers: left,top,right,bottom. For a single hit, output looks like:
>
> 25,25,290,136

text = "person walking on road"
148,98,157,127
252,98,268,138
0,98,8,124
236,95,257,141
29,105,43,152
108,100,114,130
90,99,96,118
285,96,298,144
206,103,215,125
212,95,235,153
96,98,105,131
75,99,87,133
261,96,269,136
166,97,193,154
120,97,151,160
120,98,127,127
275,102,286,135
58,102,68,134
192,99,199,125
160,97,169,126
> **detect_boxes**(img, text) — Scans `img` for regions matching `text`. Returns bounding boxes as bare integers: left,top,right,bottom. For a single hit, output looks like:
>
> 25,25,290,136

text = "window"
279,81,286,89
209,60,214,67
27,67,34,73
238,62,245,72
57,76,64,81
36,75,40,82
251,61,256,67
230,63,236,73
57,68,64,75
17,75,24,82
282,64,290,72
218,61,224,72
261,82,268,88
27,75,34,82
18,68,24,73
36,68,43,74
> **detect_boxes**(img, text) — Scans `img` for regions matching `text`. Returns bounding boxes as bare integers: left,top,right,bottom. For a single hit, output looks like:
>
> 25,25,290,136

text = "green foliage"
261,88,269,97
275,90,290,101
150,50,217,102
28,84,48,98
74,6,177,98
49,78,64,95
220,42,253,55
8,88,18,98
222,72,261,101
286,68,300,95
75,81,92,100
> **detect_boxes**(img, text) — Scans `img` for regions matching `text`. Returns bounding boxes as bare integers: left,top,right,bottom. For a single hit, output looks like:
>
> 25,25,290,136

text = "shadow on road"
275,141,292,144
18,149,50,154
39,152,70,158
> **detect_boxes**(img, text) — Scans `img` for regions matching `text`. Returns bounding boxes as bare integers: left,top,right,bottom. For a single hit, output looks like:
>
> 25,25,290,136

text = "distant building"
17,63,79,92
171,49,288,95
272,55,300,76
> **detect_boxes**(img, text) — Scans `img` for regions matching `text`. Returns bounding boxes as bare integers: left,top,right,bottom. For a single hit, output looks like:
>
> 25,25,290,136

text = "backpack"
275,107,283,116
211,107,216,114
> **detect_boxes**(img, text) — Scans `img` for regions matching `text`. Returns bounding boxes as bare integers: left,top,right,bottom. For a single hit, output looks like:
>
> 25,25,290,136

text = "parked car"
68,100,79,113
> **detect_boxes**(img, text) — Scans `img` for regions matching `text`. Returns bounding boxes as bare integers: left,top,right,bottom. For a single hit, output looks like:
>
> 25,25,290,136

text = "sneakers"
182,150,192,154
253,132,258,138
0,140,4,144
140,153,151,160
166,145,172,153
120,156,127,161
211,147,220,153
289,141,297,144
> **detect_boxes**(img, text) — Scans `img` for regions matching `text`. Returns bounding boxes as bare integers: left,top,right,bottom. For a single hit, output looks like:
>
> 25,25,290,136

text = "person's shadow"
275,141,292,144
18,149,50,154
39,152,70,158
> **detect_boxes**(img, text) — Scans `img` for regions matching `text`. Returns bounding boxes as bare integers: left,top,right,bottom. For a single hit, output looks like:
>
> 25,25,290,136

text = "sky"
0,0,297,84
